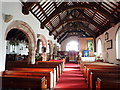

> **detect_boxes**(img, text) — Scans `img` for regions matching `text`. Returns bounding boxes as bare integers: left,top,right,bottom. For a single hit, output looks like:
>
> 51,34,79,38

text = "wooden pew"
1,74,46,89
86,69,120,88
8,65,58,83
2,70,54,89
5,61,64,89
79,62,120,89
85,66,120,80
34,63,60,80
80,61,96,73
80,61,116,69
90,72,120,90
82,63,119,78
6,68,56,89
36,61,64,76
96,77,120,90
49,60,65,72
81,62,120,80
6,61,61,81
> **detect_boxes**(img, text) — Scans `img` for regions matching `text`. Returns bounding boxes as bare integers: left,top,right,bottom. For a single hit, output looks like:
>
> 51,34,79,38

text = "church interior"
0,0,120,89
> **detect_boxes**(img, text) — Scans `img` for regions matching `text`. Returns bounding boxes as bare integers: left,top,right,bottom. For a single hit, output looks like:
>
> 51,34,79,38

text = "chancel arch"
5,20,36,64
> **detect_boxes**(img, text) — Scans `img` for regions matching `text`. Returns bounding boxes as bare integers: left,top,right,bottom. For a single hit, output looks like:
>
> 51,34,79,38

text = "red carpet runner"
54,63,89,90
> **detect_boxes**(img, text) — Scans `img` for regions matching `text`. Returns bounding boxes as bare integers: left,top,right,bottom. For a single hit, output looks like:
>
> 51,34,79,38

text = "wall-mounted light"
3,14,13,23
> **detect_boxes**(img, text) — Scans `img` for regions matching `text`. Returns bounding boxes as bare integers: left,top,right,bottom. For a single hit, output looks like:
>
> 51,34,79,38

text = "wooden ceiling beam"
37,3,47,18
53,2,57,8
89,2,116,23
57,32,68,43
49,21,54,29
97,22,111,35
49,18,97,35
66,30,89,37
77,9,101,29
22,2,39,15
58,15,61,21
54,25,96,39
58,32,88,44
41,3,115,29
41,2,67,29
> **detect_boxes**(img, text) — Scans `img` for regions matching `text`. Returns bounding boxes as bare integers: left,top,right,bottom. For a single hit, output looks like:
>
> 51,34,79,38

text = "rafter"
77,9,101,28
58,31,80,42
97,22,111,35
49,21,54,29
37,3,48,18
67,30,90,37
41,2,67,28
57,32,68,43
41,3,115,29
54,25,96,39
22,1,39,15
58,35,78,44
58,32,90,44
49,18,98,35
89,2,116,23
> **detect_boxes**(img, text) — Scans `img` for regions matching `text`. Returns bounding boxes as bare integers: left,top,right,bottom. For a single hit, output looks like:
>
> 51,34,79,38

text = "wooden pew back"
90,72,120,90
1,74,46,89
96,77,120,89
7,68,56,88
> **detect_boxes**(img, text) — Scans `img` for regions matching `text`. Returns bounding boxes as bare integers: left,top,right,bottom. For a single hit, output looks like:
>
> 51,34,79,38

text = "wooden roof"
6,29,28,43
21,0,120,44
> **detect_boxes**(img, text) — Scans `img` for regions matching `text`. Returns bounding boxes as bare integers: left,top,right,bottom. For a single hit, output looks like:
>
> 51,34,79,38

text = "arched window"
97,39,102,56
66,41,78,51
116,27,120,59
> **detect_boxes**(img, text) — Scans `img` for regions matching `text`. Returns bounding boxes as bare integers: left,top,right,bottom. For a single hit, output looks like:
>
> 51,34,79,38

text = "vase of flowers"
96,56,103,62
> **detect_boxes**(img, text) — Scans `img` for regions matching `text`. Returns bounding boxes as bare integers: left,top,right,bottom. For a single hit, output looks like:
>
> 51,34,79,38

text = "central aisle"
54,63,89,89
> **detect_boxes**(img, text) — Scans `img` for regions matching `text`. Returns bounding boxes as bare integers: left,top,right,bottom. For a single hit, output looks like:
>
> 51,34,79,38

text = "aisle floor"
54,63,89,90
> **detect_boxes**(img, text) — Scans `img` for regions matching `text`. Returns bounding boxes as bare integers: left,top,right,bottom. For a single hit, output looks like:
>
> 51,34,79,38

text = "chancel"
0,0,120,89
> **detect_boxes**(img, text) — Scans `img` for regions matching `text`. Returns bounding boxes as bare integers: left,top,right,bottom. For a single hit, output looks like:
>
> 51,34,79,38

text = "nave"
0,1,120,90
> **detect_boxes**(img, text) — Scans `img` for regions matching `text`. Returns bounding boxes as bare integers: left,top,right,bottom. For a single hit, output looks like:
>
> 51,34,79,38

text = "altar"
81,57,96,62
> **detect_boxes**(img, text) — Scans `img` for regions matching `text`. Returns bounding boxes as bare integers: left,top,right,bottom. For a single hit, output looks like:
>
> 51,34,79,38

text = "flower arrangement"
96,56,103,60
96,56,103,62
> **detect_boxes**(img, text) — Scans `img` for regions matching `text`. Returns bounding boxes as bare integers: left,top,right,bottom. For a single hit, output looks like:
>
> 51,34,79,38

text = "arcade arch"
37,34,47,61
5,20,36,64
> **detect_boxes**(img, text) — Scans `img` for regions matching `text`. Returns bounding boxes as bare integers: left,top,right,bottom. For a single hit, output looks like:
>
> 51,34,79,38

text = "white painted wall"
0,1,58,71
0,0,6,71
96,23,120,64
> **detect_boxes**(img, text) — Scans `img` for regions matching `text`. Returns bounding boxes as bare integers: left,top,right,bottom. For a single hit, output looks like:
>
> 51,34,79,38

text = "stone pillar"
42,53,47,61
28,45,35,64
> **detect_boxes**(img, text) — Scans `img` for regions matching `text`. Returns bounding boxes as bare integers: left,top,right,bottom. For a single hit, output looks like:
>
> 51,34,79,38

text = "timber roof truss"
21,0,120,43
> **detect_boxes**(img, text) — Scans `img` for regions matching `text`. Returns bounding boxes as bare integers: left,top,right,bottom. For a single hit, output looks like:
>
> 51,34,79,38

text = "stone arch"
37,34,47,47
5,20,36,64
37,34,47,61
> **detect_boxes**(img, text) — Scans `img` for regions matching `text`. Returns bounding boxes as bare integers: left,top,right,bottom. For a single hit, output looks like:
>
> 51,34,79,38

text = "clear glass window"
97,39,102,56
116,27,120,59
66,41,79,51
